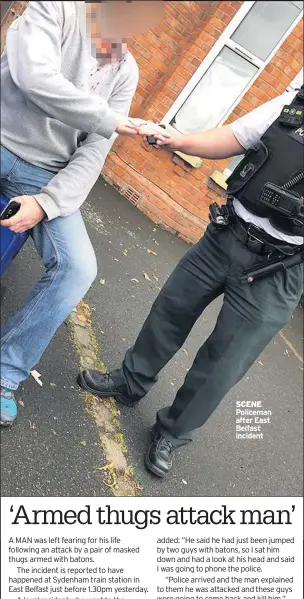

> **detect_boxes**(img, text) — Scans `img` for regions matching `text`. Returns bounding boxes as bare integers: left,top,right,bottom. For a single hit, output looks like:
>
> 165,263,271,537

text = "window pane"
172,47,257,134
232,1,302,61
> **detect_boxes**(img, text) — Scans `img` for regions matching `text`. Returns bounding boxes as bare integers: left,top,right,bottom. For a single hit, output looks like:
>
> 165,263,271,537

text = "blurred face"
85,1,164,60
85,3,127,61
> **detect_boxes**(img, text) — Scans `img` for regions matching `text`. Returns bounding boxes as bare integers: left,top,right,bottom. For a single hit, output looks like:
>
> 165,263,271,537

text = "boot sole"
0,419,15,427
77,372,132,405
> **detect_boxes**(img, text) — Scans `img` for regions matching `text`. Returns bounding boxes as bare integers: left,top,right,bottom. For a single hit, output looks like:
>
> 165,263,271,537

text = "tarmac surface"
1,179,303,498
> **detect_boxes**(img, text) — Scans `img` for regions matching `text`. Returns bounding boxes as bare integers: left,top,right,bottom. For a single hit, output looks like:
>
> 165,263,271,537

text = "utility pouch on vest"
226,142,269,196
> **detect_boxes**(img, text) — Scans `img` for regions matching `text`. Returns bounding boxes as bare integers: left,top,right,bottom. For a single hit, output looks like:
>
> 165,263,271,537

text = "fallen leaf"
99,279,105,285
257,360,264,366
30,370,43,386
153,274,159,282
182,348,188,356
50,382,57,388
143,272,151,281
131,278,139,283
18,400,25,407
147,249,157,256
113,258,119,262
80,440,87,446
123,249,128,255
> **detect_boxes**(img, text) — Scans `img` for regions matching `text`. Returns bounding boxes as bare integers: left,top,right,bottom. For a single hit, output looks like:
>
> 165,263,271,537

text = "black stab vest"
226,88,304,236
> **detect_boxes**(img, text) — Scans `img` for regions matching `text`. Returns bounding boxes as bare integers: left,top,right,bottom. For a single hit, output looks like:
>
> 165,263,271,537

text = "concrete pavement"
1,179,303,497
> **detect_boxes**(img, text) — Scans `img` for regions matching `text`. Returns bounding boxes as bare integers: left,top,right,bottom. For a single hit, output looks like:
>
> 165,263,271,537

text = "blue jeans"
1,146,97,390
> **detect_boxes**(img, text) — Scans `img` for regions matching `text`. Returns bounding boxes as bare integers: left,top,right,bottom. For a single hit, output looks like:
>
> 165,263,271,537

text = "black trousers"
112,224,303,447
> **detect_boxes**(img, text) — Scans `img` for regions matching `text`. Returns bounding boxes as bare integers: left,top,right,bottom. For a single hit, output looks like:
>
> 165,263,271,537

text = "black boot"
145,428,175,478
77,370,136,406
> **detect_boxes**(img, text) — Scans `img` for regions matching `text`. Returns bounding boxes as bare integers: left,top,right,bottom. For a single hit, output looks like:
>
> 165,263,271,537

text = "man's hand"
115,116,141,136
115,117,172,141
0,195,46,233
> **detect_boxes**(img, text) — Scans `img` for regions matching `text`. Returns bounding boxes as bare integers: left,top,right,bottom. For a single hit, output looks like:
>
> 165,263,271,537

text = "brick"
217,11,235,25
210,16,227,32
260,71,277,86
219,3,241,17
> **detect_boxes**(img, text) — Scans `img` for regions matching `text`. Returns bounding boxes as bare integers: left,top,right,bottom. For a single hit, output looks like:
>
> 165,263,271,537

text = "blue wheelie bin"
0,193,28,277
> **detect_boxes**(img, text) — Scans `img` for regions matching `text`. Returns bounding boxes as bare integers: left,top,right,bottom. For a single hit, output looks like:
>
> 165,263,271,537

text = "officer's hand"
137,121,172,142
148,129,184,150
0,195,46,233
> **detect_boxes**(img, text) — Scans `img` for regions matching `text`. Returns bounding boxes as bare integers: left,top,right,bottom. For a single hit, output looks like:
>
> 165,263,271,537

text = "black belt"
229,216,298,256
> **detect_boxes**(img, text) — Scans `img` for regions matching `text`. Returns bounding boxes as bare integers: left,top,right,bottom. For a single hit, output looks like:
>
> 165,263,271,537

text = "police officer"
78,86,304,479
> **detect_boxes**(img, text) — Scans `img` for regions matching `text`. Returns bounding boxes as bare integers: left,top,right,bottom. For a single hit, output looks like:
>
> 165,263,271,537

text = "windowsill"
209,170,228,190
173,150,203,168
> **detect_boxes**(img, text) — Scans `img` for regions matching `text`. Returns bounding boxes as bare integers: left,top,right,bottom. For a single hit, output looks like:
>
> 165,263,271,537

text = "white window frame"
161,1,303,131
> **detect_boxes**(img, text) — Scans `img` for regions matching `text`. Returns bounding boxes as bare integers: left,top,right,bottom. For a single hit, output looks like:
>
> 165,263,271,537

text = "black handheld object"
208,202,230,228
0,200,21,220
240,249,303,284
146,123,166,145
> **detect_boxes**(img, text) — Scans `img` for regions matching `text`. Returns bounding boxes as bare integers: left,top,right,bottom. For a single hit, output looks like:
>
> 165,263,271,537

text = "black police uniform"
81,89,304,454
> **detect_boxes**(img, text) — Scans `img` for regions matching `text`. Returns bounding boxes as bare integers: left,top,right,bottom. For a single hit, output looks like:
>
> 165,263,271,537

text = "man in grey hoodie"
0,1,167,426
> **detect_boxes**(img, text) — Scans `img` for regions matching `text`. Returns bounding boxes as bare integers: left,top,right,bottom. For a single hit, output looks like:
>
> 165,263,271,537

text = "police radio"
259,182,304,218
